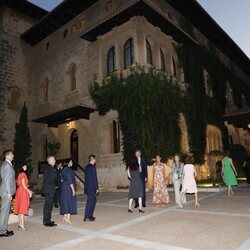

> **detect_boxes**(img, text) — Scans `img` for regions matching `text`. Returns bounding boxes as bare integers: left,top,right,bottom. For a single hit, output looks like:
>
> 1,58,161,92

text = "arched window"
107,46,116,75
9,88,20,108
69,63,77,91
124,38,134,69
43,77,49,102
146,39,153,65
172,57,177,77
160,49,165,71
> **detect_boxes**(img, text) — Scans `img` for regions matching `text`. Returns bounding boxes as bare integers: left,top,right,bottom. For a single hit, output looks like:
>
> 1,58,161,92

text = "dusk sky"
29,0,250,58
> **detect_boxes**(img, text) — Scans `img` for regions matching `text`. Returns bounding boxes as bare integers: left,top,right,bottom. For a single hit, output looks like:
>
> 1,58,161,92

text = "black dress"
60,167,77,215
128,170,144,199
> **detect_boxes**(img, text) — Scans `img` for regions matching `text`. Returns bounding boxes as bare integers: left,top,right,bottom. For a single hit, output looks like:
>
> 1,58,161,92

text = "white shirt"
137,157,142,172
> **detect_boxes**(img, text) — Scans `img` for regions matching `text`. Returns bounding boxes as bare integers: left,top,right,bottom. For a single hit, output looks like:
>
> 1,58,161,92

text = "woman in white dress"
180,156,200,208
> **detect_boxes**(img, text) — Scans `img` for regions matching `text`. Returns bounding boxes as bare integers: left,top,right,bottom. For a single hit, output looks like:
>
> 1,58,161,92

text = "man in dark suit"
54,162,63,208
42,156,57,227
84,155,99,222
134,149,148,208
0,150,15,237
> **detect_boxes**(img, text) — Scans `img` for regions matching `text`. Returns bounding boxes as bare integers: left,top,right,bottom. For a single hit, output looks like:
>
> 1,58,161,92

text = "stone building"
0,0,250,188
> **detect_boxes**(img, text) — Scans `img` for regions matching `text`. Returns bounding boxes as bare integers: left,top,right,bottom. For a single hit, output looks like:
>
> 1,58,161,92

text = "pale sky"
29,0,250,58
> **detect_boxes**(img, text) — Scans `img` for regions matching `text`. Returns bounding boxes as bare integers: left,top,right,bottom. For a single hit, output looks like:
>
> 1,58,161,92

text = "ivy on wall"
90,68,183,165
176,42,250,162
90,43,250,165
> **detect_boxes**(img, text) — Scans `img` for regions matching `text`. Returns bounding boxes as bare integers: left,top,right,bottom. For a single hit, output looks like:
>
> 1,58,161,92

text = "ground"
1,185,250,250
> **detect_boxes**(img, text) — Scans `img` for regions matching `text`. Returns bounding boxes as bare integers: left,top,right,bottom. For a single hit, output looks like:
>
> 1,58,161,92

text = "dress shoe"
142,204,146,208
134,205,139,208
44,222,57,227
0,231,14,237
139,209,145,213
89,216,96,221
84,217,95,222
128,209,133,213
54,204,59,208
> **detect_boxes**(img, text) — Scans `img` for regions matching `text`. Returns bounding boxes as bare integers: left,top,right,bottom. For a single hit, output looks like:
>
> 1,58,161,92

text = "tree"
13,102,32,174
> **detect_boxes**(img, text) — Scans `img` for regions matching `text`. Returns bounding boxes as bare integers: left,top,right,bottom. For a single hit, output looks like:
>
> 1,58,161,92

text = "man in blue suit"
134,149,148,208
84,155,99,222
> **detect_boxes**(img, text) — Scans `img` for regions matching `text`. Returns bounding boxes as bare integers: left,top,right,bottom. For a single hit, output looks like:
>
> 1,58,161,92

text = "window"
112,120,121,153
43,77,49,102
171,57,177,77
80,18,85,29
46,42,50,50
146,39,153,65
8,88,20,108
106,0,113,12
206,125,222,152
71,24,77,34
69,63,77,91
160,49,165,71
226,82,234,110
203,69,213,97
124,38,134,69
107,46,116,75
63,30,68,38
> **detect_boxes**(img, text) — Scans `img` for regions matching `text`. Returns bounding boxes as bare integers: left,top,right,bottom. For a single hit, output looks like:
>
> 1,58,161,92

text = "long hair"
129,157,139,171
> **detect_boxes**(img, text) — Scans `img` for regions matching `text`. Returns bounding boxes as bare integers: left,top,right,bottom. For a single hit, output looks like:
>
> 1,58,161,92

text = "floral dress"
153,162,170,205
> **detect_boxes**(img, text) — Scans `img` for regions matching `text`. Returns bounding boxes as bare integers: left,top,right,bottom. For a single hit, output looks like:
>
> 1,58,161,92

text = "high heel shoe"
18,225,27,231
128,209,133,213
139,209,145,213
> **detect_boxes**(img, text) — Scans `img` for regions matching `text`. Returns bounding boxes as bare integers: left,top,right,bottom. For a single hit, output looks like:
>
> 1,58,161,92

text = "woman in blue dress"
60,159,77,224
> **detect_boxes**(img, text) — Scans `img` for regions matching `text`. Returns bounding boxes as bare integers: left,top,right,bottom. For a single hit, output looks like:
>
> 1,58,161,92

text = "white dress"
181,164,197,193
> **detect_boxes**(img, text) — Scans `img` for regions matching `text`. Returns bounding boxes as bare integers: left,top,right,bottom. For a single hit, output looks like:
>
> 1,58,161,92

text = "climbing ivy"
89,67,183,165
176,42,250,162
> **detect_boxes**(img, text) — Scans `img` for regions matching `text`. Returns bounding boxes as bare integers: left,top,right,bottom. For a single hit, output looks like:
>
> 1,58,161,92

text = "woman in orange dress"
14,164,33,231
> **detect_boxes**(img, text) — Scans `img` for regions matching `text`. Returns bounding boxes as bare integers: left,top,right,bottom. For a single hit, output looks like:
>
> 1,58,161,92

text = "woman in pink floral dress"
153,155,170,206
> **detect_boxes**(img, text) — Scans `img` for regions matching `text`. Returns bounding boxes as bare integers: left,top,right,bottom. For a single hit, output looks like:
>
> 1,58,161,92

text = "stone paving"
1,185,250,250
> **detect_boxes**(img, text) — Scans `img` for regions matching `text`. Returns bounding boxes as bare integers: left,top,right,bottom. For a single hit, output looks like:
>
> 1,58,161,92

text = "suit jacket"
0,160,16,197
140,156,148,179
42,164,57,195
84,163,98,195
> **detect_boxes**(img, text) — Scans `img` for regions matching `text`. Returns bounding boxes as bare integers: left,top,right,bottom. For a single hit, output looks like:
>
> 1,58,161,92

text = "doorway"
70,129,78,163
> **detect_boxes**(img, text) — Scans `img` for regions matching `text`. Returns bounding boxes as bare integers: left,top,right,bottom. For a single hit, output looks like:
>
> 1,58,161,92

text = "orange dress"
14,172,30,215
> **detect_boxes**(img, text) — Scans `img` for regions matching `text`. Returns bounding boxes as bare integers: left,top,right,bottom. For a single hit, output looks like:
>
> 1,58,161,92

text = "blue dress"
60,167,77,215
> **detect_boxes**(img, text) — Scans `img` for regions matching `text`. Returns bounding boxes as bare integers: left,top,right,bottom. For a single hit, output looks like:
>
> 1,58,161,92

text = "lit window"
124,38,134,69
107,46,116,75
146,39,153,65
9,88,20,108
106,0,113,12
203,69,213,97
71,24,77,34
80,18,85,29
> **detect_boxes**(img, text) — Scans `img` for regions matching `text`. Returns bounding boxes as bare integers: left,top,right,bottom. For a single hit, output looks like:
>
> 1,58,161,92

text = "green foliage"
90,68,183,165
47,141,61,156
13,102,32,173
176,43,250,162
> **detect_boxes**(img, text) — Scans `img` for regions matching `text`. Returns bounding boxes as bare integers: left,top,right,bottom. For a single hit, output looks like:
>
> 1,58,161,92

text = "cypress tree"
13,102,32,173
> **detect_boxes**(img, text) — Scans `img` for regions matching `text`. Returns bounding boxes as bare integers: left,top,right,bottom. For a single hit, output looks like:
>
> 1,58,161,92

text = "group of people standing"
42,154,99,227
0,150,99,237
0,147,239,237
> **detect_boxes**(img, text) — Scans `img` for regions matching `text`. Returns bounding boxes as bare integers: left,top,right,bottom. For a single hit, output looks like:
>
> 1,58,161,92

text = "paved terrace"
1,185,250,250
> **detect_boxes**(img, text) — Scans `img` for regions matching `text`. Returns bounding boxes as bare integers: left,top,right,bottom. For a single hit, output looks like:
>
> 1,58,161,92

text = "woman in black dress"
127,157,145,213
60,159,77,224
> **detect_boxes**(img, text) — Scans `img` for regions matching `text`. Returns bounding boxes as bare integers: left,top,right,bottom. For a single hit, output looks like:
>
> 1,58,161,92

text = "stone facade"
0,0,250,188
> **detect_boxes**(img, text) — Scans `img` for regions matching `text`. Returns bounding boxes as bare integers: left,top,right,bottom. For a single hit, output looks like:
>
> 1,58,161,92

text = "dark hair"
19,164,27,173
129,157,139,171
65,158,73,165
89,155,96,162
185,156,194,164
3,149,13,160
135,149,141,153
224,151,230,157
167,156,174,161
